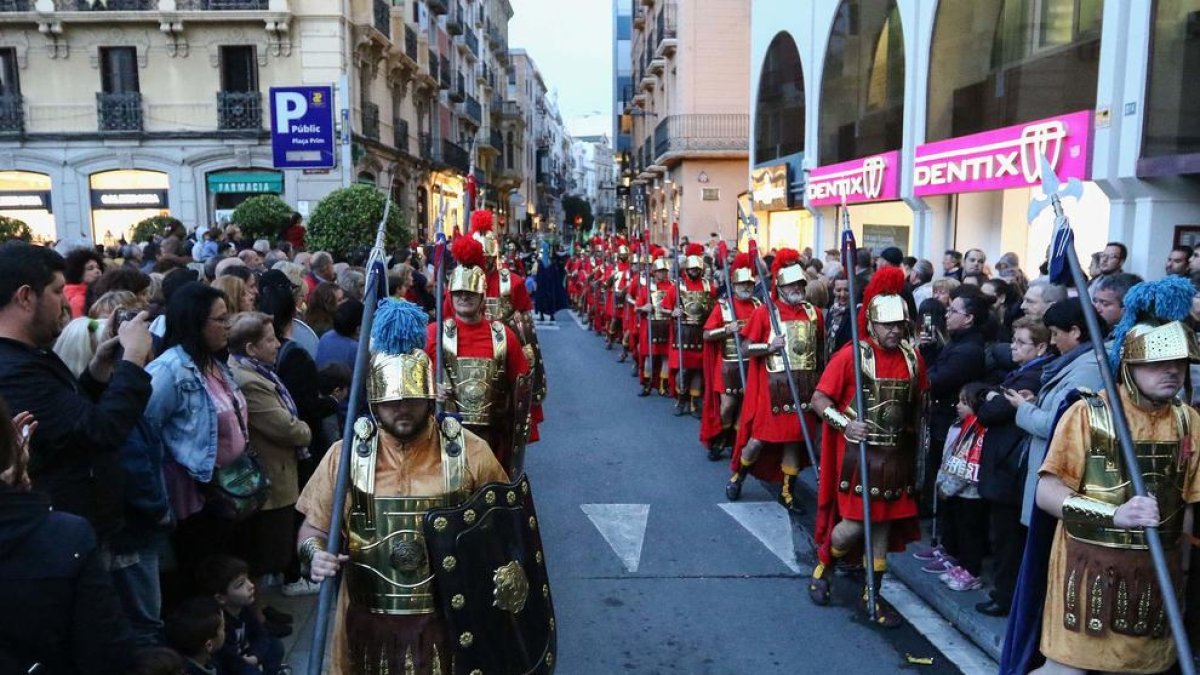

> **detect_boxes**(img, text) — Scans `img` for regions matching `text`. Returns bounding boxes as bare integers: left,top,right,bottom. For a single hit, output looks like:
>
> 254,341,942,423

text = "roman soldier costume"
432,235,533,476
607,238,632,355
809,267,926,628
1002,277,1200,675
663,243,717,418
636,246,673,397
699,252,759,460
726,249,823,506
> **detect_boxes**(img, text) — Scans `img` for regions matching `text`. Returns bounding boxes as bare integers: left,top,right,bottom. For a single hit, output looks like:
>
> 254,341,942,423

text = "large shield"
423,475,556,675
507,372,534,477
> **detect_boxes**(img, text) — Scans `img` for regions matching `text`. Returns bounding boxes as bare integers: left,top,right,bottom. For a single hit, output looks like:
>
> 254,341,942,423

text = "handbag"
204,380,271,521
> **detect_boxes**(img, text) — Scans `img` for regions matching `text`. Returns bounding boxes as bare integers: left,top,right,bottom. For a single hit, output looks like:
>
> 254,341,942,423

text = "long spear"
838,198,879,623
1028,156,1195,674
307,170,395,675
433,192,449,417
715,240,747,390
671,222,686,397
736,202,819,471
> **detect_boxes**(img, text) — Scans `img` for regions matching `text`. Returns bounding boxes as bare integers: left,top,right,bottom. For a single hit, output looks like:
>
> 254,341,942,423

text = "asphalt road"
525,311,972,675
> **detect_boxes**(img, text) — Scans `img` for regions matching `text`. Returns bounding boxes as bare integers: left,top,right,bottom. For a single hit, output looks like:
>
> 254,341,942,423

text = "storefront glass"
0,171,55,244
927,0,1102,143
89,169,170,244
207,170,284,224
818,0,905,165
1142,0,1200,158
755,32,805,165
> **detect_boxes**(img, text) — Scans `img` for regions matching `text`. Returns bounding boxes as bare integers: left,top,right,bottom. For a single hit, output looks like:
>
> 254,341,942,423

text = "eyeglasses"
946,306,968,316
208,315,232,327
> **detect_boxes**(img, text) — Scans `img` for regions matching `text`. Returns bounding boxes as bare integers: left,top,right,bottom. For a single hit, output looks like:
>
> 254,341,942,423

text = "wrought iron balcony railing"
465,95,481,124
373,0,390,39
404,25,418,63
0,0,31,10
55,0,153,9
217,91,262,130
0,94,23,134
652,114,749,161
442,138,469,173
427,0,447,14
439,56,451,89
464,30,478,57
361,101,380,141
175,0,268,8
97,91,143,132
394,118,409,153
419,132,433,160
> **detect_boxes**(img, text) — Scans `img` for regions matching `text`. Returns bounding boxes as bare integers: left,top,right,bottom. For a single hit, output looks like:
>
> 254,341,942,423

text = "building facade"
574,133,617,231
750,0,1200,279
622,0,751,245
0,0,515,247
509,47,571,234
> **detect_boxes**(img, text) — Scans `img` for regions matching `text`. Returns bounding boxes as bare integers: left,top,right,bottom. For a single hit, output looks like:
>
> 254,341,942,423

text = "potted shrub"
306,183,409,258
230,194,295,242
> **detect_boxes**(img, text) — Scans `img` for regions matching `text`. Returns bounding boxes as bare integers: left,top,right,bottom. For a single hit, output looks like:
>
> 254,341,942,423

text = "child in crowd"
931,382,991,592
164,597,226,675
196,555,287,675
317,362,352,443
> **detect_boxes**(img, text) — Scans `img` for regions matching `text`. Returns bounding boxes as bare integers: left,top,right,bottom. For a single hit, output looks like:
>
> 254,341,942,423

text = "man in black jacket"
0,242,153,543
918,286,989,507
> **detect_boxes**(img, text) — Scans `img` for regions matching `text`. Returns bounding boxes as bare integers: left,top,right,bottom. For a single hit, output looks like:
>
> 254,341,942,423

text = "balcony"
640,0,653,6
439,56,451,89
361,101,380,141
442,138,469,173
0,0,31,9
404,25,419,63
464,95,481,124
652,114,749,164
487,25,505,47
427,0,447,15
446,9,464,35
649,55,666,75
639,69,655,92
0,94,23,135
632,10,645,30
97,92,143,132
55,0,153,8
174,0,269,8
449,74,465,102
419,132,433,160
216,91,261,130
479,127,502,155
655,2,678,57
372,0,390,40
500,100,522,121
477,64,488,86
393,117,409,153
464,30,478,57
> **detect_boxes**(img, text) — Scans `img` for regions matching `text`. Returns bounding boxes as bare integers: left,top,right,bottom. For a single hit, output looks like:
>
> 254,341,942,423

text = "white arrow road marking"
718,502,805,574
581,503,650,573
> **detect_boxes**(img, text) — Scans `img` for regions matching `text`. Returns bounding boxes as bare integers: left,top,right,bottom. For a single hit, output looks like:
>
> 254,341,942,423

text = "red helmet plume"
450,235,486,269
857,267,906,335
469,209,494,235
770,248,801,278
731,252,752,272
685,243,704,257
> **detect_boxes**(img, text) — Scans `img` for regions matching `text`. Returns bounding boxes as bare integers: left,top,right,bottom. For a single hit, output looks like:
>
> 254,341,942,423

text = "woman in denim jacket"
143,282,247,593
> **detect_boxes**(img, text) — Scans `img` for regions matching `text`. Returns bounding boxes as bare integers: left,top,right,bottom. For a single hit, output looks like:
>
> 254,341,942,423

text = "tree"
230,194,294,242
305,183,409,258
130,215,184,244
0,215,32,243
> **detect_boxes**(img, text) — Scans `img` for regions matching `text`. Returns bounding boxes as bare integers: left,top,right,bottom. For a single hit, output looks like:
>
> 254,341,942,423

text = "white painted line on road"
718,502,806,575
581,503,650,573
569,311,589,331
534,323,561,331
880,577,998,675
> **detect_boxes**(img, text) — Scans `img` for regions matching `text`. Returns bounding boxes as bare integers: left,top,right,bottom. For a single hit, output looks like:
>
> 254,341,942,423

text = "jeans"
109,545,163,648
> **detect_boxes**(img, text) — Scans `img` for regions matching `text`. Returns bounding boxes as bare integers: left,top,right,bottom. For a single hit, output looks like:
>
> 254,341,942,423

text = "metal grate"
217,91,262,130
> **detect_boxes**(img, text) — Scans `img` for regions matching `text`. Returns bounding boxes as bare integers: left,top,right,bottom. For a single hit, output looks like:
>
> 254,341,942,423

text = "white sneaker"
281,579,321,597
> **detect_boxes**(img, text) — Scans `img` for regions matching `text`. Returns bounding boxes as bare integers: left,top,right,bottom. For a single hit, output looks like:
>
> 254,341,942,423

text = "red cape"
699,297,757,445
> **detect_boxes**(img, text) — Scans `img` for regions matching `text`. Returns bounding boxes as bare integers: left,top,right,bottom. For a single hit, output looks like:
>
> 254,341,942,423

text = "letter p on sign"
274,91,308,133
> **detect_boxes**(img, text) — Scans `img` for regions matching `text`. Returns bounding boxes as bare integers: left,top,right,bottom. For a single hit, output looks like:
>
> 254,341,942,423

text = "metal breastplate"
765,304,819,374
650,287,669,320
719,300,753,362
485,269,515,323
680,282,713,325
346,417,467,615
847,343,919,446
1068,392,1190,549
613,269,628,295
442,319,507,427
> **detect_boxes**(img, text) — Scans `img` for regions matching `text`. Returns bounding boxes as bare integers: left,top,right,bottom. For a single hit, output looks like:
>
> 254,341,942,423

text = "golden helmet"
731,267,755,284
368,351,435,402
652,258,670,272
775,264,806,288
448,265,486,295
1120,321,1200,365
867,294,909,325
618,245,631,258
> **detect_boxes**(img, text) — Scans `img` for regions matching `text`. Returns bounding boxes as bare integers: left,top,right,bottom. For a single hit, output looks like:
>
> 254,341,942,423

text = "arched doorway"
755,31,805,165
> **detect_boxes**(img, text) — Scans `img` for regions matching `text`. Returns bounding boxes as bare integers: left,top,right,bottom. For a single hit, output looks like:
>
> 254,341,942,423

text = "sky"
508,0,614,139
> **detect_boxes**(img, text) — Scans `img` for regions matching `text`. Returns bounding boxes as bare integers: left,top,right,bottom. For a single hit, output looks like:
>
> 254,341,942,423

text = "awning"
206,172,283,195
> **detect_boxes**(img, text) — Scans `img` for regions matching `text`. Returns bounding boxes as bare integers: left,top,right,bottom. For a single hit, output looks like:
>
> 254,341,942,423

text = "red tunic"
812,340,926,566
607,262,631,318
425,317,530,468
699,297,757,445
661,278,716,371
635,279,673,358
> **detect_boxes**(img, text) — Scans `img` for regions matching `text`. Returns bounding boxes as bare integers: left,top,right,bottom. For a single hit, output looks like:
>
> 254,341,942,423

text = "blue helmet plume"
1107,275,1194,370
371,298,428,355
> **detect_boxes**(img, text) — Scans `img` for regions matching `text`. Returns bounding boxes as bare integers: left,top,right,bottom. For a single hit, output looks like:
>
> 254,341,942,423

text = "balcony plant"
230,194,294,241
0,215,32,243
306,183,409,258
130,215,185,244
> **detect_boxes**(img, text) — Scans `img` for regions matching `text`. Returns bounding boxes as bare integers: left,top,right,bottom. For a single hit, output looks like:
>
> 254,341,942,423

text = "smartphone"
114,308,139,329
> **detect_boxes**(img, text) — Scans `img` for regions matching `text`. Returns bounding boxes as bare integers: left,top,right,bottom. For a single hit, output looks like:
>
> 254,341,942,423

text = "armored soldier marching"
808,267,926,628
663,243,717,418
699,252,759,460
635,246,674,397
726,248,823,509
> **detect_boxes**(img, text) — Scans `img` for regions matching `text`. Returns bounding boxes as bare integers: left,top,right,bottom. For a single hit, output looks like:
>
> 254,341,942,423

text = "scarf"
233,354,299,418
1039,341,1092,388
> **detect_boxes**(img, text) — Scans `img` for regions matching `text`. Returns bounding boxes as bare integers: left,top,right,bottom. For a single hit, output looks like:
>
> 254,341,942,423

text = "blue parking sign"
270,86,336,170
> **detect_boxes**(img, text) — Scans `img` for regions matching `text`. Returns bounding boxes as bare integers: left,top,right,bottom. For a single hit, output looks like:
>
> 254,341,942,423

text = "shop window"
754,32,805,164
927,0,1102,143
99,47,139,94
818,0,905,165
1142,0,1200,160
0,48,18,96
219,46,258,93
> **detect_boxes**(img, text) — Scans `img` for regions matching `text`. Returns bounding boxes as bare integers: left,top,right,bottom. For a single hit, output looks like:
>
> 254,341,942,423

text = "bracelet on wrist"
299,536,327,575
822,407,851,432
1061,494,1119,528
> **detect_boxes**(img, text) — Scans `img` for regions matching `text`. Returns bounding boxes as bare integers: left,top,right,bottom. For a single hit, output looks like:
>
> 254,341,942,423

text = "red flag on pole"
671,221,679,248
717,240,729,266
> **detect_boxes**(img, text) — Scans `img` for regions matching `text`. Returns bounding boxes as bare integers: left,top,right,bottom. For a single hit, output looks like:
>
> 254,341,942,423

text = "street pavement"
277,309,997,674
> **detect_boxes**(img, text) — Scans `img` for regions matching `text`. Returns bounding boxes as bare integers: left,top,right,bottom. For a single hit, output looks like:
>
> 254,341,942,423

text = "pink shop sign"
913,110,1093,197
806,151,901,207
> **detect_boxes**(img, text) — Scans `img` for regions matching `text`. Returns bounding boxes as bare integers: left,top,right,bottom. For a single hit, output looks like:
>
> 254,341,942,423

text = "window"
506,131,514,169
99,47,139,94
818,0,905,164
219,46,258,93
754,32,805,164
1142,0,1200,160
927,0,1102,143
0,49,18,96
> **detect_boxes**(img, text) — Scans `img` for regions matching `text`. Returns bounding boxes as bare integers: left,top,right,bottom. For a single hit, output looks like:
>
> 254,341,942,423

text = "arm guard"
1061,494,1119,528
821,407,851,432
744,342,772,358
299,535,327,577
